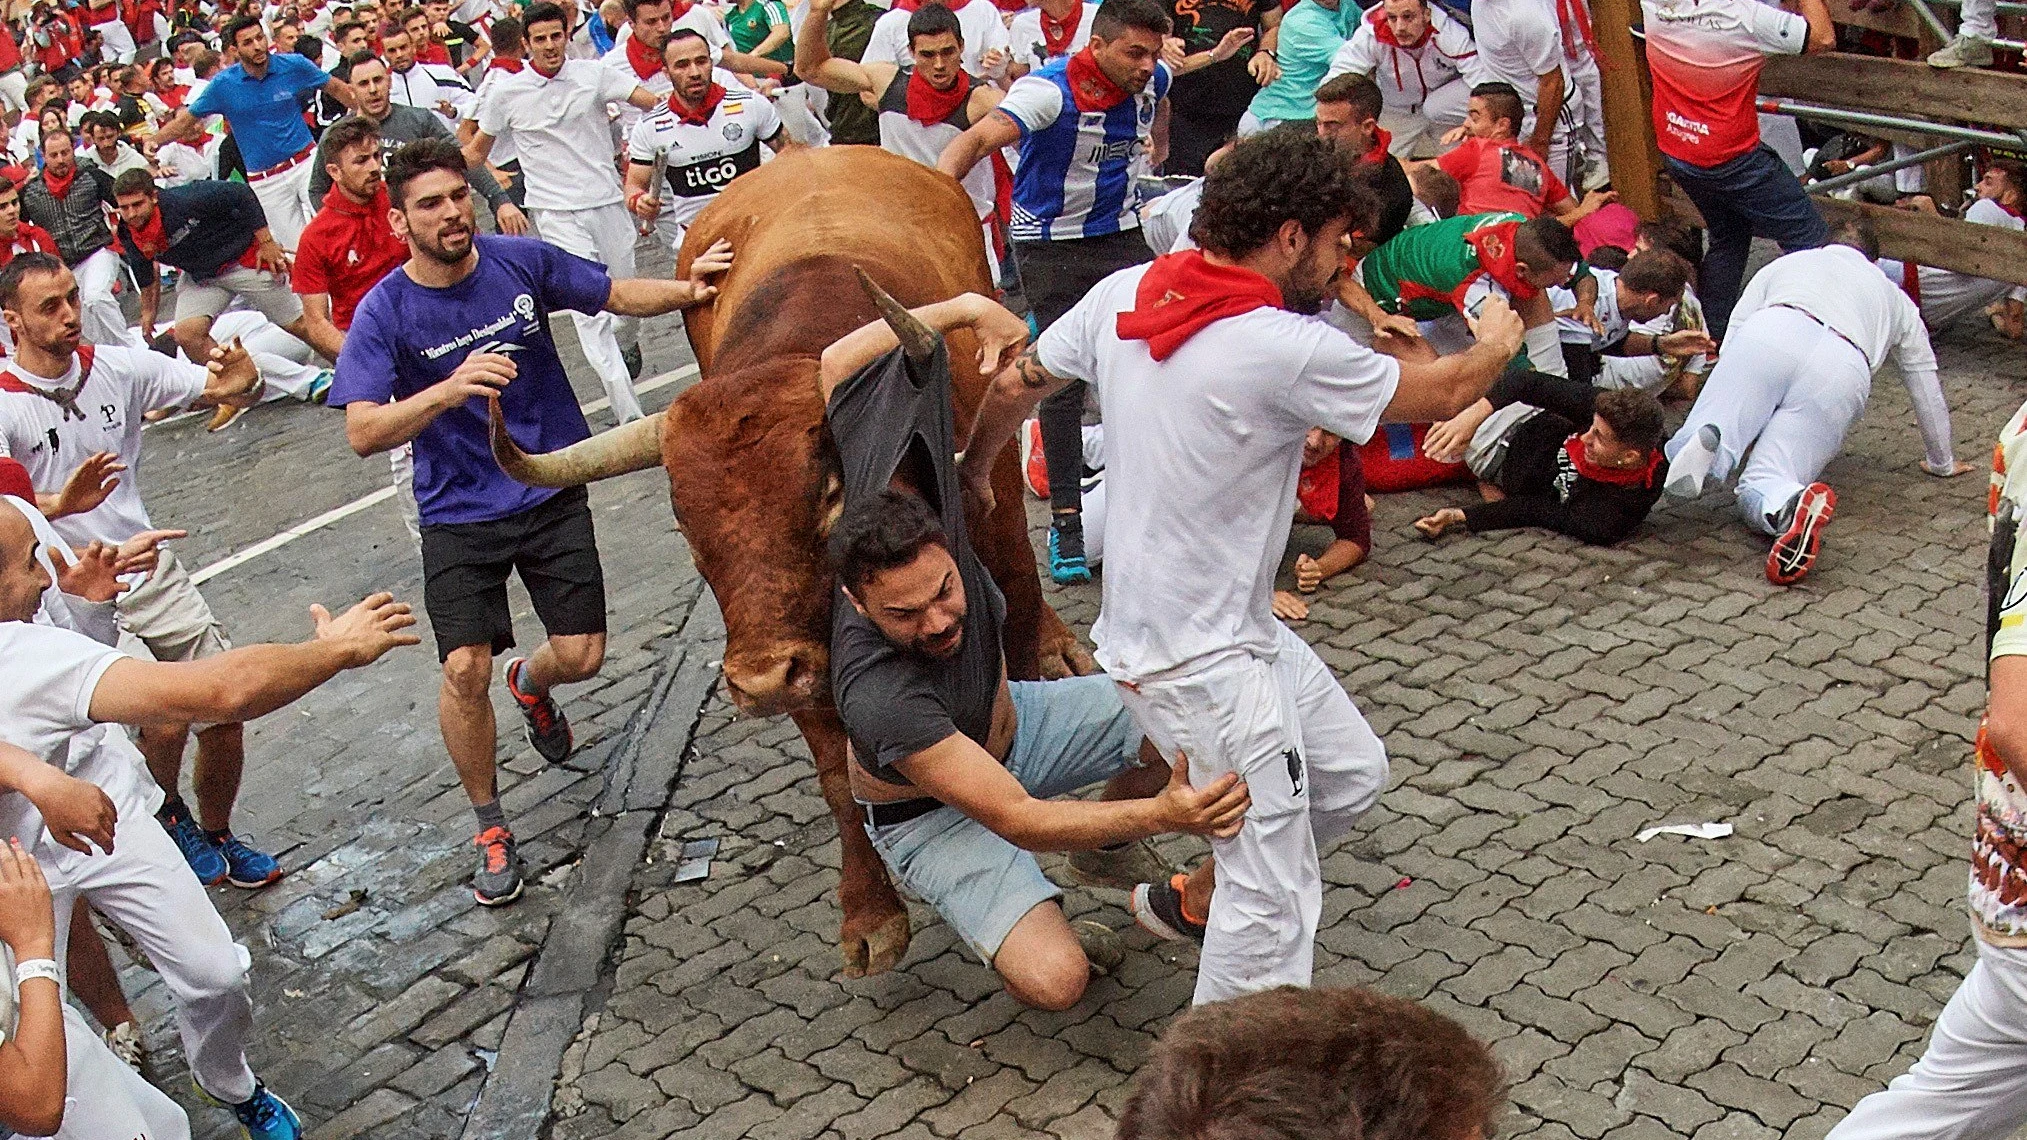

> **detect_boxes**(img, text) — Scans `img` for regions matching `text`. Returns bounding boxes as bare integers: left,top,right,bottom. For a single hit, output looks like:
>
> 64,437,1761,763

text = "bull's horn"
853,265,938,363
489,399,665,488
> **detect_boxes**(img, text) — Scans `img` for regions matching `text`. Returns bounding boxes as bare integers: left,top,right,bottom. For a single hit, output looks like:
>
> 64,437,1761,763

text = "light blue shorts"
863,673,1144,962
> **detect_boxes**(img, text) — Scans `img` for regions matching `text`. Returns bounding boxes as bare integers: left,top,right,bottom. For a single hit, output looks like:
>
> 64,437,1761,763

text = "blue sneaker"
1048,524,1091,585
305,369,333,405
199,1080,303,1140
209,830,283,889
158,800,227,886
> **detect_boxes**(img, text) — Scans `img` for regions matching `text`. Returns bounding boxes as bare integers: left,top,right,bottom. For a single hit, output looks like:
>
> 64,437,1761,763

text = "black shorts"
1013,229,1155,331
420,486,607,662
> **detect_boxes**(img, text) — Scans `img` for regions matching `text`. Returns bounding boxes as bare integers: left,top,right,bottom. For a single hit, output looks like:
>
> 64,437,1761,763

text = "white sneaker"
1664,424,1722,500
1929,33,1994,68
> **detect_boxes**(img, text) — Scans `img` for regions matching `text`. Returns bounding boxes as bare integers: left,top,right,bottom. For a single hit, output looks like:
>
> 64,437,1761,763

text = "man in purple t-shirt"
331,138,731,907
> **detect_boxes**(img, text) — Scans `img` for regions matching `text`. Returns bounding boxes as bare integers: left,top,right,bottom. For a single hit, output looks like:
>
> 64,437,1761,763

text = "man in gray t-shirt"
310,53,524,231
821,293,1248,1010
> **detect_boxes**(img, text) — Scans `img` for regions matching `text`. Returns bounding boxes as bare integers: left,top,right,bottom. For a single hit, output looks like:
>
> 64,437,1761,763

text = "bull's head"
487,269,939,717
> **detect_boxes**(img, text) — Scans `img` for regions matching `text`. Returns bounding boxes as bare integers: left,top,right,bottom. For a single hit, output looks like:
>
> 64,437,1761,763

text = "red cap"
0,457,33,503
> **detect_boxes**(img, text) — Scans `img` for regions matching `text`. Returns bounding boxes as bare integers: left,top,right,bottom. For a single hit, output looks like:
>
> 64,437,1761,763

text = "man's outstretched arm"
87,592,419,726
819,292,1029,402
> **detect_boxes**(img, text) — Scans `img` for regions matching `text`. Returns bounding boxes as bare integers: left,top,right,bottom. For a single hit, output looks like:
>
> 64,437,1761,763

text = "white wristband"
13,958,58,988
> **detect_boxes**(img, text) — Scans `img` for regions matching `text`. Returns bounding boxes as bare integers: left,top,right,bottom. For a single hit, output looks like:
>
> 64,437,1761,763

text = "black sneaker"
505,656,573,763
472,826,524,907
622,342,644,380
1130,873,1206,944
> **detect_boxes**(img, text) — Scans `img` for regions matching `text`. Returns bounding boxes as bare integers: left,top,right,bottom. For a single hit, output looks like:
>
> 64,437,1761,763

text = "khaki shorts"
173,265,305,328
116,548,232,729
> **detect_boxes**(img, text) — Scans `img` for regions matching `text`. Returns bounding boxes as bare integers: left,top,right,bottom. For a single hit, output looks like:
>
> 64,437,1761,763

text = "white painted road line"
186,364,700,586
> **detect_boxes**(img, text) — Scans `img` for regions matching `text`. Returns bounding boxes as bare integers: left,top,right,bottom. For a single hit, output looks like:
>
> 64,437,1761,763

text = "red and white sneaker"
1766,482,1836,585
1020,418,1049,499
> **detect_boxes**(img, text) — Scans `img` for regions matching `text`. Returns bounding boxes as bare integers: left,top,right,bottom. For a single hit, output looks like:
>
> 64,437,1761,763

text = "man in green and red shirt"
1352,210,1581,374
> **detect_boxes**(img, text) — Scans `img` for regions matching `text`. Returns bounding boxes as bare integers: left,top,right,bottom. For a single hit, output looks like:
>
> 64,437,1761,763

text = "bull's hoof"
1039,634,1097,680
839,909,911,978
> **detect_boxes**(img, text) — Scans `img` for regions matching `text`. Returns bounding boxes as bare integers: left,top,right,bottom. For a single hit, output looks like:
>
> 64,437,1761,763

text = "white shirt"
389,59,475,128
0,615,125,847
1008,2,1095,76
1895,197,2027,327
477,58,640,210
1469,0,1566,132
1035,263,1401,680
627,85,781,228
1326,6,1482,114
0,347,206,552
864,2,1010,80
1551,266,1628,346
463,66,519,164
874,69,995,219
1139,176,1201,254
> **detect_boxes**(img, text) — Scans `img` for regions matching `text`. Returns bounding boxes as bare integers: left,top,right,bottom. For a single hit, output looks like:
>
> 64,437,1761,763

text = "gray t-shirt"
309,104,507,207
827,343,1006,785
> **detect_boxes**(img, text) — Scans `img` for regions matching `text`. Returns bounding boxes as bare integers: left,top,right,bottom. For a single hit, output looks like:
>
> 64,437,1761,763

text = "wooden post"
1592,0,1661,218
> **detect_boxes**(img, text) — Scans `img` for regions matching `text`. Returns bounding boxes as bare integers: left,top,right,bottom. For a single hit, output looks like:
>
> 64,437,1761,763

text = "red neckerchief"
1555,0,1599,64
1065,45,1126,112
1464,219,1540,302
1039,1,1082,57
1115,250,1283,361
905,67,968,125
1296,442,1343,520
488,56,524,72
670,0,694,18
0,224,55,267
1998,197,2025,220
419,40,451,64
124,205,167,258
40,165,77,202
1365,3,1414,47
83,0,120,26
895,0,970,11
0,346,96,422
624,31,662,79
532,58,564,78
1358,126,1392,166
1565,435,1660,488
669,83,725,125
0,458,32,501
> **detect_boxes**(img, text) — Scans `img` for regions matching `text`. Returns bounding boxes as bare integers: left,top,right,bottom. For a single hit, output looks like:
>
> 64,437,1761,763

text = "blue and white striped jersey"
998,58,1172,242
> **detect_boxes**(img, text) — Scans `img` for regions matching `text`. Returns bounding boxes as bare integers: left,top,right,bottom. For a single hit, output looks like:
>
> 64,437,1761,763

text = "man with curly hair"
957,127,1524,1004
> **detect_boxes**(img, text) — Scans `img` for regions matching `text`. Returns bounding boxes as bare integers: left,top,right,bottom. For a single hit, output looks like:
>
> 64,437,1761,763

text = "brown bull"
489,147,1092,975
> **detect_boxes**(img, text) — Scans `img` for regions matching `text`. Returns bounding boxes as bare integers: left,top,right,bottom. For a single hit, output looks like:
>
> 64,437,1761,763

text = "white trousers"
248,159,314,253
1567,51,1606,180
1962,0,1999,39
24,1005,190,1139
531,202,644,423
75,248,135,350
1117,623,1389,1006
0,70,29,115
45,764,259,1105
1664,306,1872,534
93,18,137,63
1380,78,1471,159
205,309,323,402
1826,939,2027,1140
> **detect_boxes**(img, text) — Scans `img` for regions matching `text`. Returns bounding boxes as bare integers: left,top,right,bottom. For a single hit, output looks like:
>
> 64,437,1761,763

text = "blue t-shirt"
329,235,613,527
1247,0,1352,123
188,53,329,172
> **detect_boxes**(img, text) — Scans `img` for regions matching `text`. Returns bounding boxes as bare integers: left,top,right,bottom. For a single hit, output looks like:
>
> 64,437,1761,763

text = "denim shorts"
863,674,1144,962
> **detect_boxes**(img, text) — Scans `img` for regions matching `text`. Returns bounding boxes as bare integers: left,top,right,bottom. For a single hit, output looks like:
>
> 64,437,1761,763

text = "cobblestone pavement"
94,228,2027,1140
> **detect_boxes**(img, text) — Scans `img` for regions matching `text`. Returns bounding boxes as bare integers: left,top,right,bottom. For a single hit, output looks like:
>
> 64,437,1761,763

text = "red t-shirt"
0,223,59,268
1641,0,1808,166
293,186,409,330
1437,136,1571,218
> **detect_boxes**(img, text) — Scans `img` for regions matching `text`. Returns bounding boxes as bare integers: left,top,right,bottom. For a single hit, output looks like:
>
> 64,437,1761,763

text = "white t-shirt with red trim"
0,346,207,551
1642,0,1807,166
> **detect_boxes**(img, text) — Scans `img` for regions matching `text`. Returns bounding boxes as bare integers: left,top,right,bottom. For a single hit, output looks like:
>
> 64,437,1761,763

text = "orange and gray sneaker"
1766,482,1836,586
505,656,573,763
472,826,523,907
1131,873,1206,944
1021,418,1049,499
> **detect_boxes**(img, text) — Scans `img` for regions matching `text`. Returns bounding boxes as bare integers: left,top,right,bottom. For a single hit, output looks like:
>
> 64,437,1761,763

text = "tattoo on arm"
1012,347,1053,389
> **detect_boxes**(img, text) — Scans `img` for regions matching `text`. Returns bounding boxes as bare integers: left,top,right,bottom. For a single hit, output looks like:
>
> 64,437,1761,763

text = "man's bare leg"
505,632,605,699
170,314,219,366
67,905,138,1036
138,722,190,802
994,900,1098,1010
191,723,244,833
439,645,501,809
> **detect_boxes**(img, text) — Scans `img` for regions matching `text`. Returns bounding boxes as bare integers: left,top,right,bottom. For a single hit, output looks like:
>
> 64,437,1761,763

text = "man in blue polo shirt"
144,14,357,251
937,0,1172,586
332,138,732,907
